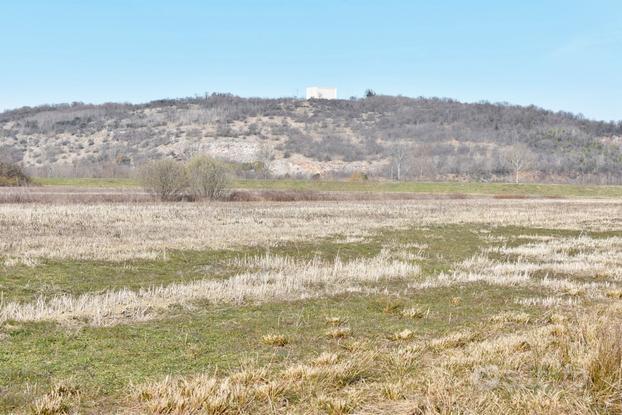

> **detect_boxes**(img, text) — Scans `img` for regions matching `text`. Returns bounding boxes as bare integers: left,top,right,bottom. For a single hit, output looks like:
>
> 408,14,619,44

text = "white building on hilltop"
306,86,337,100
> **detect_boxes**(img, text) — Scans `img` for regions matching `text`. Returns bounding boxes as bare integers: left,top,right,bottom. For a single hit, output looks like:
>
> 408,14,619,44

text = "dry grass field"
2,197,622,413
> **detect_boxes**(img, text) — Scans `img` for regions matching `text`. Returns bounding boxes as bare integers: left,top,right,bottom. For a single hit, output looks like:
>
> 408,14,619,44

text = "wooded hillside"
1,94,621,183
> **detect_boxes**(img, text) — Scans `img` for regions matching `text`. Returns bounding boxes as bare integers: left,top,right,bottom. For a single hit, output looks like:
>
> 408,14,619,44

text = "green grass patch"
31,176,622,197
0,249,246,303
234,179,622,198
32,177,139,187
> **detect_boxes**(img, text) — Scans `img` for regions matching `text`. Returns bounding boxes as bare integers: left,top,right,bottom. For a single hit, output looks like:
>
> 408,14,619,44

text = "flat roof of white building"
306,87,337,100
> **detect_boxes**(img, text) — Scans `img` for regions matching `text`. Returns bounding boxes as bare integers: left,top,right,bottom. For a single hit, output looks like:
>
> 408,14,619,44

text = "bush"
186,156,230,200
138,160,188,201
349,171,368,181
0,161,31,186
138,157,230,201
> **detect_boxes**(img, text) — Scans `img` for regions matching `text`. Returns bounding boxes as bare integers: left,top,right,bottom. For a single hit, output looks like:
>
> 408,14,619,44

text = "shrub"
186,156,230,200
0,161,31,186
349,171,368,181
138,159,188,201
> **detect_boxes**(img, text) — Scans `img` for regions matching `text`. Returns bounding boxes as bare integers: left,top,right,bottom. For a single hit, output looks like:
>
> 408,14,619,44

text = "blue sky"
1,0,621,121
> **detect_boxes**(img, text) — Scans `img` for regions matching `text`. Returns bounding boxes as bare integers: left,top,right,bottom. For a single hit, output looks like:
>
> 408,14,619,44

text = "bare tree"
389,144,410,181
257,144,275,179
503,144,535,184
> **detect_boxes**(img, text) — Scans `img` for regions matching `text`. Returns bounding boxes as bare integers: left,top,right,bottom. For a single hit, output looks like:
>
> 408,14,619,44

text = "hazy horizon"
2,1,621,121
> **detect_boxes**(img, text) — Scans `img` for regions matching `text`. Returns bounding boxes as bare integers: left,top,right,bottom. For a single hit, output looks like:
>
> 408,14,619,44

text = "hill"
1,94,621,183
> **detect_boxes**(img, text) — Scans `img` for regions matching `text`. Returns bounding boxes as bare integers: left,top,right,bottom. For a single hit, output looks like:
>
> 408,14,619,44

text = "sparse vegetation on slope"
2,94,621,183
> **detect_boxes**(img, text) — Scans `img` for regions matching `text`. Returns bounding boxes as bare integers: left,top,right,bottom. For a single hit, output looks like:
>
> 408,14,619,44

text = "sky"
1,0,621,121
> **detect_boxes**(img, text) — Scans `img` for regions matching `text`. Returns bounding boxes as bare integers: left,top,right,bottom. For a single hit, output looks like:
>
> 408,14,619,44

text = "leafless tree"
257,144,275,179
389,144,410,181
503,144,535,184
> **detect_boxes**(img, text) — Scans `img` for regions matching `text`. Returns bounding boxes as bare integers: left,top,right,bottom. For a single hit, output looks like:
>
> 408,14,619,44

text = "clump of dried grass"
427,329,479,352
490,311,531,324
515,296,582,307
30,382,79,415
606,290,622,299
326,327,352,339
261,334,288,347
326,316,347,326
316,393,358,415
380,381,407,400
312,352,340,367
400,306,427,319
134,351,376,414
391,329,415,341
548,313,568,324
135,373,267,414
587,321,622,409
